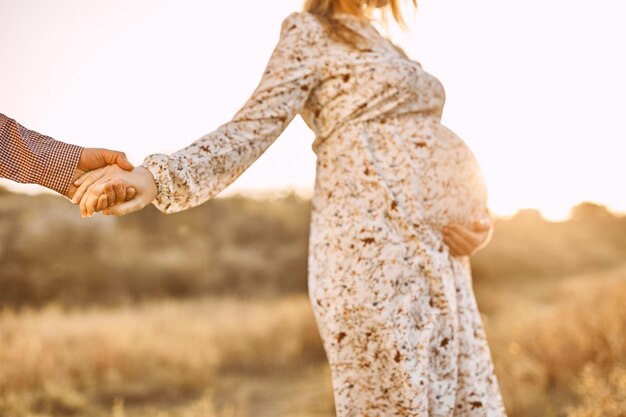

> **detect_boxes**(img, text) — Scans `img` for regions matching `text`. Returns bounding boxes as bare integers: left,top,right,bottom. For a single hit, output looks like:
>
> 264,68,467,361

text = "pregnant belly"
365,113,490,230
312,113,490,235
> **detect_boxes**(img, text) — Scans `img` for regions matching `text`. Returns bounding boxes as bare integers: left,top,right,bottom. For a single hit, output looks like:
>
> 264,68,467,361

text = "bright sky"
1,0,624,221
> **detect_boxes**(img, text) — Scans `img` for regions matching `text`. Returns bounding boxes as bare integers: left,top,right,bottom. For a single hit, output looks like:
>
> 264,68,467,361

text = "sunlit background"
1,0,625,220
2,2,626,416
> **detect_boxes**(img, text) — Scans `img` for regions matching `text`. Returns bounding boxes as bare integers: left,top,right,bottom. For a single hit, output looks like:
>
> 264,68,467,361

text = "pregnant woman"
74,0,508,415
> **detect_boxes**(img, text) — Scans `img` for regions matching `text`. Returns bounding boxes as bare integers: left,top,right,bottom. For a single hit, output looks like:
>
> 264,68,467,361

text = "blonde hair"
302,0,418,53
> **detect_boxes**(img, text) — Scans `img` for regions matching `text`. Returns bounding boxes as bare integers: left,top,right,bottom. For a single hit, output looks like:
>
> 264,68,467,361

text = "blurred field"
0,188,625,416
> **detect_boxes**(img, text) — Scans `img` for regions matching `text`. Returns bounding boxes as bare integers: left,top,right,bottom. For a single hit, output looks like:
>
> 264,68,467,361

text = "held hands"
66,147,135,200
71,164,157,217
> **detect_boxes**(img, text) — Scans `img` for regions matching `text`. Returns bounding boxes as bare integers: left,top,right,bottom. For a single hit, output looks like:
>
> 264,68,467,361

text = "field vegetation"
0,188,624,416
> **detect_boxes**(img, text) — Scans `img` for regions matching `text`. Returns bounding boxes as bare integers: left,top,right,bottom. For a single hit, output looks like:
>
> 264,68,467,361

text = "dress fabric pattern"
142,11,508,417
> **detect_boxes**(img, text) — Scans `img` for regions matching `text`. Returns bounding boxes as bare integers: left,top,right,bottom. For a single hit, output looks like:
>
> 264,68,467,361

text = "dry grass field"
0,188,624,416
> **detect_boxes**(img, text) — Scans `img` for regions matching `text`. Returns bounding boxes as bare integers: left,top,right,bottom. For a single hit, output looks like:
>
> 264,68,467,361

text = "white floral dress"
143,10,508,417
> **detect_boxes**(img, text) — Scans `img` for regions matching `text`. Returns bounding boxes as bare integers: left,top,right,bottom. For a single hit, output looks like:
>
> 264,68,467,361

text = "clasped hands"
70,163,157,217
68,159,494,257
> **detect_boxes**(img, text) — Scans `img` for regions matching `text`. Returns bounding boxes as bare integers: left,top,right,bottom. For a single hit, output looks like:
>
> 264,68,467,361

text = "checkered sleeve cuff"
0,114,83,195
38,140,83,196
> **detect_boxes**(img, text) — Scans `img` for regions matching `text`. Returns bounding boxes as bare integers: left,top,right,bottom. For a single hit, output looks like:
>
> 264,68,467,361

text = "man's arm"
0,113,83,196
0,113,133,198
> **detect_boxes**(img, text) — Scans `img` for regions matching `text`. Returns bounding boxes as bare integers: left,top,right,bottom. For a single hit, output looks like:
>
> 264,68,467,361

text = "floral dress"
142,10,508,417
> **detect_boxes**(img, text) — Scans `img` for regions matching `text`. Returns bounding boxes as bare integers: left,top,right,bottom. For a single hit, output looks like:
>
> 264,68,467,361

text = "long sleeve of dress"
0,113,83,195
142,11,323,214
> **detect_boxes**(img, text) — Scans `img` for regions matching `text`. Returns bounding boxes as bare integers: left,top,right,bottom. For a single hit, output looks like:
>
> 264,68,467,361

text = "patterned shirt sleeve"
142,12,323,214
0,113,83,196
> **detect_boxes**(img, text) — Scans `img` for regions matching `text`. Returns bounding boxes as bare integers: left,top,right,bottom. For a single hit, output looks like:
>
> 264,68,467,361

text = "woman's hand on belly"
441,217,494,257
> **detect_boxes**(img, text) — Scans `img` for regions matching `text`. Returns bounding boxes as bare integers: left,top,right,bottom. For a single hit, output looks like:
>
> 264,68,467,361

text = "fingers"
471,214,495,247
126,187,137,201
451,224,483,248
80,189,103,218
472,217,493,232
113,183,127,204
100,148,132,171
79,181,109,217
78,181,130,217
75,169,138,217
106,150,134,171
102,197,147,216
73,170,93,187
444,232,473,256
78,148,133,174
77,167,152,217
94,183,128,213
71,168,111,204
103,167,156,217
96,194,109,213
442,223,480,256
114,152,134,171
105,183,116,206
442,232,460,255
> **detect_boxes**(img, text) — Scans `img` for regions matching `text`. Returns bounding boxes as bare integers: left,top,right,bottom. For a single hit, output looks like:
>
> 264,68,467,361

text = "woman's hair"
302,0,418,54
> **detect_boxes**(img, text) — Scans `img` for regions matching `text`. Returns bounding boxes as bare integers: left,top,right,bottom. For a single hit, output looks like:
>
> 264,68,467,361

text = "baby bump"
311,114,489,234
409,119,489,229
363,114,490,231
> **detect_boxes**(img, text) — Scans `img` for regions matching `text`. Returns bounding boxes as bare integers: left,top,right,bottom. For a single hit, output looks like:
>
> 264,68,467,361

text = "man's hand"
66,148,135,200
78,147,134,172
442,217,494,257
73,165,157,218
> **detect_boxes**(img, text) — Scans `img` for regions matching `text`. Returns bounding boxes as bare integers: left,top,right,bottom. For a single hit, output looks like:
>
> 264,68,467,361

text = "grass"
0,295,328,417
1,190,625,416
0,267,624,417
